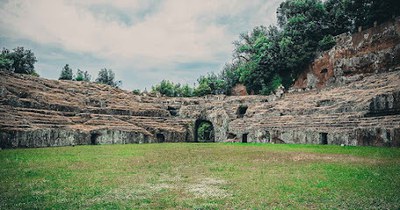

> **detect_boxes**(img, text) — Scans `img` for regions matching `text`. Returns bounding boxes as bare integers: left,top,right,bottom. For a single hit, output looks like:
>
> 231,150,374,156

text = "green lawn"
1,143,399,209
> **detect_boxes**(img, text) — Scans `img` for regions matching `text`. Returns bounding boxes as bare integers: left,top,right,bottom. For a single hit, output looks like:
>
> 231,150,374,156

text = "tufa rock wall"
1,20,400,148
0,70,399,148
293,17,400,90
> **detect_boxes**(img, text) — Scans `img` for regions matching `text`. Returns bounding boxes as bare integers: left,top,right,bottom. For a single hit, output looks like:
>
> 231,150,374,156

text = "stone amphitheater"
1,18,400,148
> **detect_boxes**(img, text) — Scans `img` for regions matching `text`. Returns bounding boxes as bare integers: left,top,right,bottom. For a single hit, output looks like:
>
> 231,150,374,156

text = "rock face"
1,70,399,148
294,17,400,90
1,20,400,148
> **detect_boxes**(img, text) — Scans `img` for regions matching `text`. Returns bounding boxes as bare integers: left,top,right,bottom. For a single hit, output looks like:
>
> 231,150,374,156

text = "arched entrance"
194,119,215,142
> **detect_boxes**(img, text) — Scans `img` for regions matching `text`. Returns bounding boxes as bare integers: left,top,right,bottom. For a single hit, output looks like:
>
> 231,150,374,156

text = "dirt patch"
186,178,230,199
289,152,383,164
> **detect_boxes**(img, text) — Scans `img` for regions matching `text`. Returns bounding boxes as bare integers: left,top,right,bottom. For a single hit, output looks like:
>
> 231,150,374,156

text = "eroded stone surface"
1,70,399,148
294,17,400,90
1,20,400,148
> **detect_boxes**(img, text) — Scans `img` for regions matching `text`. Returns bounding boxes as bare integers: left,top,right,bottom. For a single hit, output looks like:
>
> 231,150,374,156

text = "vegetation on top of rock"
59,65,92,82
0,47,38,76
95,68,122,88
59,64,73,80
151,0,399,97
75,69,91,82
2,1,399,96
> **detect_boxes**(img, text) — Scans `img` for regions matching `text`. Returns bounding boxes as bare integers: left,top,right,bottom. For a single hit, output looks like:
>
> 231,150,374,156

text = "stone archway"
194,119,215,142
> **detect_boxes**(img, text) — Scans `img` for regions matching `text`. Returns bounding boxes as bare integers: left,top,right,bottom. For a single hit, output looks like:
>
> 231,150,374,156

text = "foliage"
146,0,400,97
194,82,212,97
197,122,213,141
75,69,91,82
151,80,196,97
132,89,141,95
0,54,13,71
195,73,226,96
152,80,178,97
59,64,73,80
180,84,194,97
211,0,400,95
95,68,121,88
319,35,336,51
0,47,37,75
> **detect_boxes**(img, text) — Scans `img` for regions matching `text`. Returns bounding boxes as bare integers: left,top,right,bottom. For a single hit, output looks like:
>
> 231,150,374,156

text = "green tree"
197,122,214,141
194,81,212,97
325,0,353,35
59,64,73,80
95,68,121,87
219,62,241,95
75,69,91,82
132,89,141,95
0,53,12,71
180,84,194,97
151,80,177,97
344,0,400,32
1,47,37,75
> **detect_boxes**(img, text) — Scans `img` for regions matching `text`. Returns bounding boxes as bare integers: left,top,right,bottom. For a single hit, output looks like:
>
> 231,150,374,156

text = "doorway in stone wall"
90,133,100,145
194,119,215,142
265,131,271,143
242,133,248,143
320,133,328,145
156,133,165,143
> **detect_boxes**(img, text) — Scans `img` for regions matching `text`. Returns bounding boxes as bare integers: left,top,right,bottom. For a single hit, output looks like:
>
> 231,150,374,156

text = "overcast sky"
0,0,283,90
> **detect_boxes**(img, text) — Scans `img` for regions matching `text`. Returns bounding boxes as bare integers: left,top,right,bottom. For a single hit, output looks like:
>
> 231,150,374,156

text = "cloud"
0,0,283,90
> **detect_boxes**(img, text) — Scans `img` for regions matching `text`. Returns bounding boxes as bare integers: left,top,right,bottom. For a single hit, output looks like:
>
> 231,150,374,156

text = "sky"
0,0,283,91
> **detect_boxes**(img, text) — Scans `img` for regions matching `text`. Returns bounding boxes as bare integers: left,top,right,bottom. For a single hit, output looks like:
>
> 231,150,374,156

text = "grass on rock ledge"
0,143,399,209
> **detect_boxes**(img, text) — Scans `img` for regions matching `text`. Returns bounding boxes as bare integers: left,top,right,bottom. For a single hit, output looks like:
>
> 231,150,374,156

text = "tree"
197,122,213,141
344,0,400,32
325,0,353,35
181,84,194,97
194,81,212,97
75,69,91,82
0,53,12,71
95,68,121,87
0,47,37,75
59,64,73,80
151,80,178,97
132,89,141,95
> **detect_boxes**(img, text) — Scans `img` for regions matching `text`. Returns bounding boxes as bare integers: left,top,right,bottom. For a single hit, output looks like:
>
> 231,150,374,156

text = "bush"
1,47,37,75
319,35,336,51
132,89,141,95
95,68,121,88
59,64,73,80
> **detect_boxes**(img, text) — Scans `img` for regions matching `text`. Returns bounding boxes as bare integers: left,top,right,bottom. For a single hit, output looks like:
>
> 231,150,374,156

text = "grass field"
1,143,400,209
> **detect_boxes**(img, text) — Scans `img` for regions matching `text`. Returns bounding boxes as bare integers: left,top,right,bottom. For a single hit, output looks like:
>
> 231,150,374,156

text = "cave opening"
237,105,248,118
320,133,328,145
242,133,248,143
90,133,100,145
156,133,165,143
167,106,178,116
265,131,271,143
194,119,215,142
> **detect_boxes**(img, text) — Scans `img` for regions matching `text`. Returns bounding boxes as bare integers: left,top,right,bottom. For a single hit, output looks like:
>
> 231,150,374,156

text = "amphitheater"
1,19,400,148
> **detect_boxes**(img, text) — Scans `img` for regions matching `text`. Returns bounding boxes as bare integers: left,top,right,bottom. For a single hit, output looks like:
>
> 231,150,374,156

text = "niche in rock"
237,105,248,118
156,133,165,143
167,106,179,116
227,133,237,139
265,131,271,143
90,133,101,145
195,120,215,142
242,133,248,143
321,68,328,74
320,133,328,145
